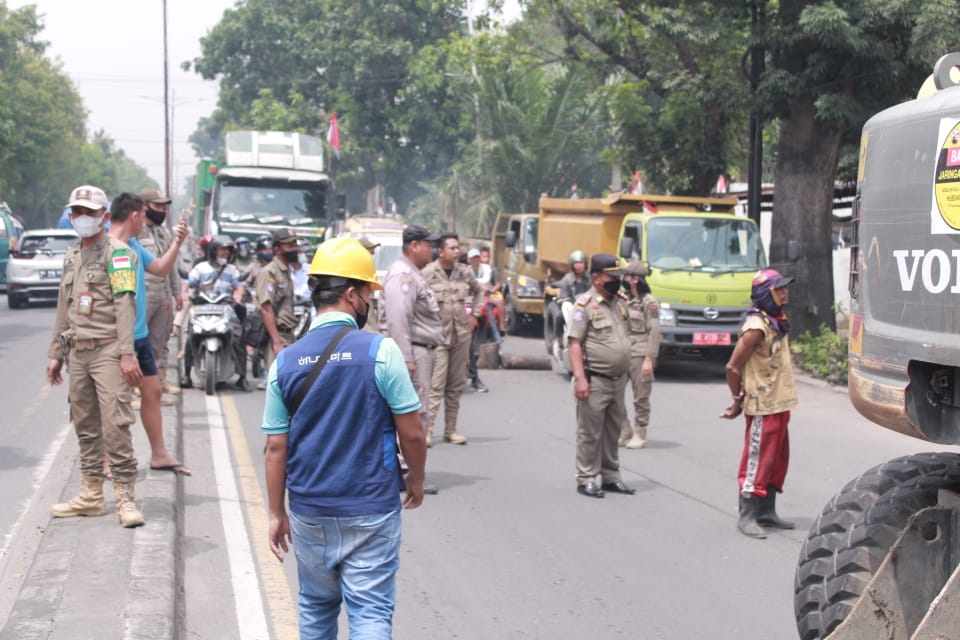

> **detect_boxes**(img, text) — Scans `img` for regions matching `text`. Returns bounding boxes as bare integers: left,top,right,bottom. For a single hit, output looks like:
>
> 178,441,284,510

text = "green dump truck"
537,193,766,366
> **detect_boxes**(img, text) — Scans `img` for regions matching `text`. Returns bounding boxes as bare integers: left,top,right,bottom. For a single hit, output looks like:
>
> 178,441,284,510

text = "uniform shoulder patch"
108,248,137,296
574,291,592,308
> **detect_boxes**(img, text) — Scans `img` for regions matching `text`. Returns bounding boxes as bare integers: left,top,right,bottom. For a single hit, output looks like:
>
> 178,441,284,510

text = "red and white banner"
715,174,727,194
327,111,341,157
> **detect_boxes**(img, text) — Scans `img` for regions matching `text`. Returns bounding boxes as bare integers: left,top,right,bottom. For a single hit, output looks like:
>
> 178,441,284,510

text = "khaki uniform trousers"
412,344,436,434
264,330,295,372
627,353,653,430
575,373,627,485
68,341,137,482
427,334,471,437
146,292,174,371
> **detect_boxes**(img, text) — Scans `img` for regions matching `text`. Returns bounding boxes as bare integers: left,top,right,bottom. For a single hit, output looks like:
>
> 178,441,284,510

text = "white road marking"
205,394,272,640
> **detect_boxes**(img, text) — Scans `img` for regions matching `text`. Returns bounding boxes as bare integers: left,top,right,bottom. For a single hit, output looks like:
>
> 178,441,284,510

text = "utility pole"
163,0,171,198
746,0,765,226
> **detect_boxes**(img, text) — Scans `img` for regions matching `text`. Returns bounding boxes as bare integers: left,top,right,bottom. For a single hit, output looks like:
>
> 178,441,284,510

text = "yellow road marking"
220,392,299,639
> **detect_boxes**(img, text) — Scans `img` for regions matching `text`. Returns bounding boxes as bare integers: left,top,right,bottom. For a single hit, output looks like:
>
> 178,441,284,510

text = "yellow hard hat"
307,237,383,290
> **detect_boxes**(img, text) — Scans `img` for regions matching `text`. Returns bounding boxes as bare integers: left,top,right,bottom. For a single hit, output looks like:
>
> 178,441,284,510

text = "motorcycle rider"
183,235,250,391
247,235,273,284
554,250,590,362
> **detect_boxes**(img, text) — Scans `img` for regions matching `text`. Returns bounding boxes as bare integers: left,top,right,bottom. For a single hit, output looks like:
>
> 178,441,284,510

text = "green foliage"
0,3,155,227
793,325,848,385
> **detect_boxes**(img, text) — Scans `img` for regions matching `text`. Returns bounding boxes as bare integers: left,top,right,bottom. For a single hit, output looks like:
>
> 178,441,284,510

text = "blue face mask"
260,251,273,262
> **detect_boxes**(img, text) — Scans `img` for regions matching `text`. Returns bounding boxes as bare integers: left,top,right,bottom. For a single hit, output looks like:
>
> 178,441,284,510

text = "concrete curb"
122,394,183,640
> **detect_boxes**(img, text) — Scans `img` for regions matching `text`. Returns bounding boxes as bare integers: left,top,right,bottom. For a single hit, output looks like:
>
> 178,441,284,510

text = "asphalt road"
1,304,954,639
175,330,954,640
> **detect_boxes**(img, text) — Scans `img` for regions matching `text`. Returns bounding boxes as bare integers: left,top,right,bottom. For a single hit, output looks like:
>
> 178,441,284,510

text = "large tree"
536,0,751,195
189,0,468,213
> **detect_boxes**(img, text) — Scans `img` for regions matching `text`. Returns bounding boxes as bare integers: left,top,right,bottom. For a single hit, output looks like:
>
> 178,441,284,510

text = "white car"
6,228,78,309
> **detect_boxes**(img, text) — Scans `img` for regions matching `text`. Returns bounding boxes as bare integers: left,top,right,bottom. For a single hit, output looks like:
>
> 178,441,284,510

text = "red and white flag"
715,174,727,194
327,111,341,158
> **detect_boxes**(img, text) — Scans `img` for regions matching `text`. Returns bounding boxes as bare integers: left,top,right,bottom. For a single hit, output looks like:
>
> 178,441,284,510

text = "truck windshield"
646,217,765,272
215,178,328,224
523,217,538,257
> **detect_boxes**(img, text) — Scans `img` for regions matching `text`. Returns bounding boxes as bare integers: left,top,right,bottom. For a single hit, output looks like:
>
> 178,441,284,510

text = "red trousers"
738,411,790,498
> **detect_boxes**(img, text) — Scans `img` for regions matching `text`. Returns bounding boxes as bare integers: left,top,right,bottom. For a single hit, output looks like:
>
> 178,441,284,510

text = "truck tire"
503,296,517,336
543,301,559,354
794,451,960,640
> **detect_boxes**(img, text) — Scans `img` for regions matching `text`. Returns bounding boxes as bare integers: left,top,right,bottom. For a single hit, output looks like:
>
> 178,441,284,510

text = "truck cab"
618,205,765,357
203,131,333,244
492,211,546,333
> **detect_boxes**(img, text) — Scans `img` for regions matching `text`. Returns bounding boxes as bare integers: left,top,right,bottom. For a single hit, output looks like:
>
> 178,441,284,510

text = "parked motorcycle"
187,290,242,395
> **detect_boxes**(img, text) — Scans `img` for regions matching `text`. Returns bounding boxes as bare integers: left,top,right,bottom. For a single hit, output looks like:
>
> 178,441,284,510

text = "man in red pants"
721,269,799,539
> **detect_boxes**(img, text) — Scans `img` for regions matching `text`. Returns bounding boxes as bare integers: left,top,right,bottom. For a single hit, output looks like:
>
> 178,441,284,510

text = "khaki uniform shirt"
136,221,180,298
740,314,799,416
421,260,483,347
568,286,631,378
380,254,444,362
47,235,138,359
627,292,661,359
255,257,296,332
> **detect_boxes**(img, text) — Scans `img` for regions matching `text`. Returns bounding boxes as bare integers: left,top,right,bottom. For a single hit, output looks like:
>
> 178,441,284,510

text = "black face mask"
145,207,166,225
350,295,370,329
280,250,299,264
602,277,622,296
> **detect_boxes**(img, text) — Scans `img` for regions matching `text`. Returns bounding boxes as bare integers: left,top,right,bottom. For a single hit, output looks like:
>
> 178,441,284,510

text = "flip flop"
150,464,192,477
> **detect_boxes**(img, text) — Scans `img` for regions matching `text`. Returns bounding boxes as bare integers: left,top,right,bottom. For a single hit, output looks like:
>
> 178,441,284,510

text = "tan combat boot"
625,427,647,449
443,431,467,445
114,481,145,528
160,367,181,395
50,475,107,518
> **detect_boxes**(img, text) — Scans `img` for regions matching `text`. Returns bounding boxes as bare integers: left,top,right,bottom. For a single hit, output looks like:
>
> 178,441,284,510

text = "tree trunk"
771,95,841,336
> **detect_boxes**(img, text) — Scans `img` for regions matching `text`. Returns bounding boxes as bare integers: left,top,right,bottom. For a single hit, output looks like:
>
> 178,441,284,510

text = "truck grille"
675,306,746,327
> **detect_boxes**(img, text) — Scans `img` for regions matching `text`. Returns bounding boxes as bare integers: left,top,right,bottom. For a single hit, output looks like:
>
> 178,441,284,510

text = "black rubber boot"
757,488,795,529
737,495,767,539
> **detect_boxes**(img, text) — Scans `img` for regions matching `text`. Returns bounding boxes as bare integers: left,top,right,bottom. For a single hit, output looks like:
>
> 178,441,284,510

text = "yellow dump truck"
538,193,767,363
491,212,547,333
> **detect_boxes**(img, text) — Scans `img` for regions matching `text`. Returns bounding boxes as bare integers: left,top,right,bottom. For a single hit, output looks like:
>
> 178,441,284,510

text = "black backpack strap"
288,325,352,417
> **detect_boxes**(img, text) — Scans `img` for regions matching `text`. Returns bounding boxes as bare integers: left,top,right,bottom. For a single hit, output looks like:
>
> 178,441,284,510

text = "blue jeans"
289,509,401,640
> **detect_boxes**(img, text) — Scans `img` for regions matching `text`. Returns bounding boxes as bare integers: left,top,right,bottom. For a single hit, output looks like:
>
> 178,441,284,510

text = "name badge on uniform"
78,292,94,316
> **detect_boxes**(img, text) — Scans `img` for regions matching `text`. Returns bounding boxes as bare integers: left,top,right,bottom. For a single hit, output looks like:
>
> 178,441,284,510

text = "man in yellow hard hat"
261,237,427,638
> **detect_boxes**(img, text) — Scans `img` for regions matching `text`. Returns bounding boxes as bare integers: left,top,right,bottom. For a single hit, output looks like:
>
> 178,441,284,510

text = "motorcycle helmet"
234,236,251,261
208,234,235,261
569,250,587,264
255,234,273,252
199,234,214,254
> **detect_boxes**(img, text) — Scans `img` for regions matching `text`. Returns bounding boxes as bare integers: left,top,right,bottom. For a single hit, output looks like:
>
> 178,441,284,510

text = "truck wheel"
794,451,960,640
543,301,559,354
7,293,24,309
503,297,517,336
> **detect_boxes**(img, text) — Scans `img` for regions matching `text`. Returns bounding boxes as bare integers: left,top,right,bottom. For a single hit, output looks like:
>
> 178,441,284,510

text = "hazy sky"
9,0,234,196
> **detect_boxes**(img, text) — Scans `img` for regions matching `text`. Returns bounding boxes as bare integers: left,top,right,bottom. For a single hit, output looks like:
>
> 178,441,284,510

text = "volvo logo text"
703,307,720,320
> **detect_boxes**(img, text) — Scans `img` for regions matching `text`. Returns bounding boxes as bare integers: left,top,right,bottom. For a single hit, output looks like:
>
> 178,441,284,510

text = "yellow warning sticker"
932,119,960,232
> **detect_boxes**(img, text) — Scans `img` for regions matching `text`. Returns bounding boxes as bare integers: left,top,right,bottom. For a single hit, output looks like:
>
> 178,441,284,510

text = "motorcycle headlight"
515,275,541,298
659,304,677,327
